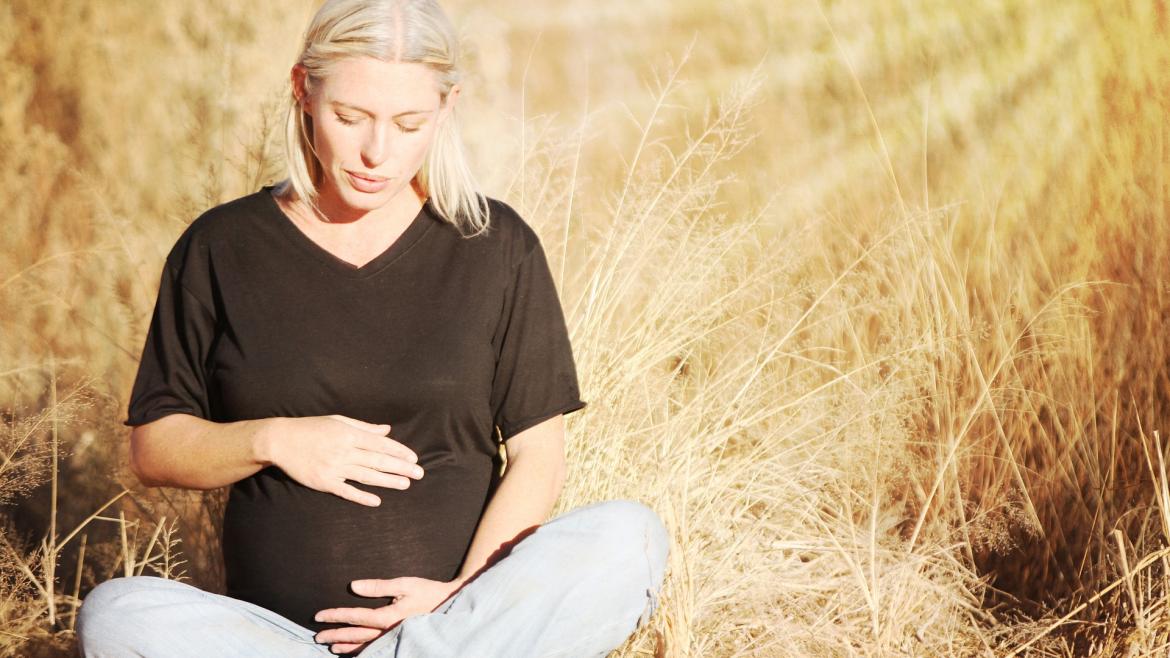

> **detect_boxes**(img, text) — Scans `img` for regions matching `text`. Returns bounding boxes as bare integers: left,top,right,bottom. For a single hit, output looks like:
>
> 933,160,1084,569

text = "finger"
314,625,382,644
315,607,386,627
343,465,413,491
330,643,366,655
332,482,382,507
351,577,411,598
353,452,425,480
332,414,392,435
356,434,419,464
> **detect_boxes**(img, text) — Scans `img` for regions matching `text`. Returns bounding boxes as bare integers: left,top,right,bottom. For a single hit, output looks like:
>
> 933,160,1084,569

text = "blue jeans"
76,499,669,657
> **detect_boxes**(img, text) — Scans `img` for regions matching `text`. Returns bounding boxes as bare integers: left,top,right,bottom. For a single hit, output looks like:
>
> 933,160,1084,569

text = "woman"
76,1,669,655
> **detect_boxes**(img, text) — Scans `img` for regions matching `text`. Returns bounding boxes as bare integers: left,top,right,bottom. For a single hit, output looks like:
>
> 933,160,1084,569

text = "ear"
291,64,312,115
439,83,461,123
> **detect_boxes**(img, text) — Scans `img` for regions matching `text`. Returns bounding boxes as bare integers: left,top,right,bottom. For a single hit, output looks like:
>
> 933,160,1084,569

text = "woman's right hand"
263,414,424,506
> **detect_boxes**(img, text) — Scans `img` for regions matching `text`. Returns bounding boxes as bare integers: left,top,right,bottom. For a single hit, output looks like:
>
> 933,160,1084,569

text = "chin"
344,189,386,208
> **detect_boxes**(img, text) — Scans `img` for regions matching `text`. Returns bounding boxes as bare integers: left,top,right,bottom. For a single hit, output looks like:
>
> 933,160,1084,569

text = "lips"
346,170,391,193
348,171,387,182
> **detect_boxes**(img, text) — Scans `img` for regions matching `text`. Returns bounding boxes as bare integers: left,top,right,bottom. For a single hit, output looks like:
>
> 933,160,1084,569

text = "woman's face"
294,56,457,219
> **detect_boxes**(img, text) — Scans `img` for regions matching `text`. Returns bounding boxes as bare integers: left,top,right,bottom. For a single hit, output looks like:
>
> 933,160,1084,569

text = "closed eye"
335,114,419,133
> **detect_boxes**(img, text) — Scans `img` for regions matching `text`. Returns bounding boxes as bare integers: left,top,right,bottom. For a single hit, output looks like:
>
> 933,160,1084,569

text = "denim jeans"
76,499,669,657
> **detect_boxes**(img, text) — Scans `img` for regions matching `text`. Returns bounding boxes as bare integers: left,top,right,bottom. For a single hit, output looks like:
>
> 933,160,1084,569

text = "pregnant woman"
76,1,669,655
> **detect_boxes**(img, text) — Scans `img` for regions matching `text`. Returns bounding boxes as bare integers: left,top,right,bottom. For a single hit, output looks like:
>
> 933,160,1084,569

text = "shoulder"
482,196,537,243
163,188,272,273
473,196,543,272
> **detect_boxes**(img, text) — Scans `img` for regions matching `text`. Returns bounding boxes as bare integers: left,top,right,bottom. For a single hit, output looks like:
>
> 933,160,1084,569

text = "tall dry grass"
2,0,1169,656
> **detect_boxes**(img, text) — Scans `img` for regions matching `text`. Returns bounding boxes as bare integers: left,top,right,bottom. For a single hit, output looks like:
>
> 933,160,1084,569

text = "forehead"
318,56,441,112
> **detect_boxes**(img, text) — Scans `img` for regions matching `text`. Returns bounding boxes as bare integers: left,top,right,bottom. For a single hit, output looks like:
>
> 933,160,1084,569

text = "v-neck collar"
261,184,434,279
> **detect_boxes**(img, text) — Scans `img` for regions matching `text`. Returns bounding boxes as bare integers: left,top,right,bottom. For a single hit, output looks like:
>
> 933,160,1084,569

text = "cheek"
313,125,346,162
409,142,430,165
306,125,334,161
406,131,437,163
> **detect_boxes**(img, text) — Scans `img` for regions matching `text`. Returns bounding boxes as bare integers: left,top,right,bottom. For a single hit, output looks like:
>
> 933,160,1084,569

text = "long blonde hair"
278,0,490,236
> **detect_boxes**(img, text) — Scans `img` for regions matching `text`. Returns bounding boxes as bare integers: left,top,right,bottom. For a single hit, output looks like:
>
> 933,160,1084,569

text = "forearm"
455,449,565,583
130,413,276,490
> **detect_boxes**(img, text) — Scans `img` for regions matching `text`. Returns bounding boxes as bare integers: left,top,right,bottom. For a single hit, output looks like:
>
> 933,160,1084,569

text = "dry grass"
2,0,1169,656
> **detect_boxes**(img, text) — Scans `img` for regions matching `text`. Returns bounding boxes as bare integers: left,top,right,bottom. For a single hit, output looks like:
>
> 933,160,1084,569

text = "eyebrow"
330,101,432,118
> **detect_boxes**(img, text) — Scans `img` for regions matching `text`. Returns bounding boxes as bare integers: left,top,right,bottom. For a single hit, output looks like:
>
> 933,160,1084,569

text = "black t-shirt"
123,184,586,632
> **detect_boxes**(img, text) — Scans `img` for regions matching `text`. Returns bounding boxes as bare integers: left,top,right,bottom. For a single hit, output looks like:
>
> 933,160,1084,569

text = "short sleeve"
123,262,218,427
489,239,587,441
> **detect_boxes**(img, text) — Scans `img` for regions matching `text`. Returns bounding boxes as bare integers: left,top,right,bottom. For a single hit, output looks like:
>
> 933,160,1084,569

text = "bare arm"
128,413,420,504
454,413,567,584
128,413,278,490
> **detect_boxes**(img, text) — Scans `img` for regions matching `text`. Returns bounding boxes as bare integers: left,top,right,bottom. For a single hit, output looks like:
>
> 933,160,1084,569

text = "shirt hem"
498,399,588,441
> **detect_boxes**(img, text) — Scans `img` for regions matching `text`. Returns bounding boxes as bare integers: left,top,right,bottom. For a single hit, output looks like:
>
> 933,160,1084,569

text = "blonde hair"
278,0,490,236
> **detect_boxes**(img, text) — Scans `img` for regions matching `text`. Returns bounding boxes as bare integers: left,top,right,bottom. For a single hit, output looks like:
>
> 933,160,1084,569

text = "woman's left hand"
313,576,466,654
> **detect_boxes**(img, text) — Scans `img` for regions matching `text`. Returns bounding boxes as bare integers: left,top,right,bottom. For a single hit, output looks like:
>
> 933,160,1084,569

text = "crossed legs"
76,499,669,657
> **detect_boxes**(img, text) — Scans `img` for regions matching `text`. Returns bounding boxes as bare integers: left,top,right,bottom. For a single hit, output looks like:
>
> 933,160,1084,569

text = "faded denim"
76,499,669,657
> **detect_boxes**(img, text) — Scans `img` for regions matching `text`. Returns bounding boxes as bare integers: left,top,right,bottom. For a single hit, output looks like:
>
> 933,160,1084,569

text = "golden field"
2,0,1168,655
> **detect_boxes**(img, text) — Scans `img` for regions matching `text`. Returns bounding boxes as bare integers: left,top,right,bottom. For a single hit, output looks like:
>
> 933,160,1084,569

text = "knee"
581,499,670,584
76,577,162,650
78,577,133,622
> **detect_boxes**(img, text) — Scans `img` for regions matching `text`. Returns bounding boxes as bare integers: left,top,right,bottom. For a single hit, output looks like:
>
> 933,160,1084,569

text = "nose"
361,122,396,168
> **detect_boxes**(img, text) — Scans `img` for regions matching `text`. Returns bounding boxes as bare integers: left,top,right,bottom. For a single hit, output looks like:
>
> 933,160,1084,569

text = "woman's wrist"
249,417,283,467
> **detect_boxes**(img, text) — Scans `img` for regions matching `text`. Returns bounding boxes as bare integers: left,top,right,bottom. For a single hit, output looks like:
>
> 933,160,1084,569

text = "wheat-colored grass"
2,0,1168,656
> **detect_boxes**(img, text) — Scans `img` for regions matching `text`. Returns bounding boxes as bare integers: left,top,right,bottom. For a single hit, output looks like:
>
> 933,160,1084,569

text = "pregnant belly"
221,458,493,633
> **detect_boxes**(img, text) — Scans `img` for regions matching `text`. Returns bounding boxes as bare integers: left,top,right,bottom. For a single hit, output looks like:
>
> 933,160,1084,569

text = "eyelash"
335,114,420,133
